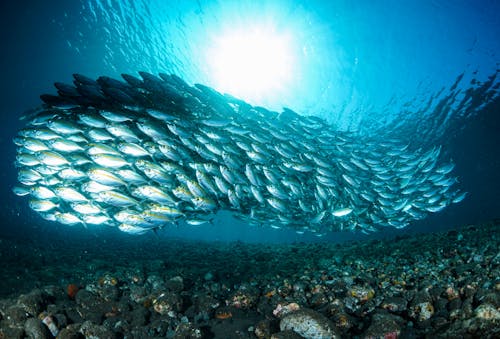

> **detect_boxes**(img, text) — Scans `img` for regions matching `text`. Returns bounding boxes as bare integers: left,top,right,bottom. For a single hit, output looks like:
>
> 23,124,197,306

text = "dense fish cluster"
13,72,466,235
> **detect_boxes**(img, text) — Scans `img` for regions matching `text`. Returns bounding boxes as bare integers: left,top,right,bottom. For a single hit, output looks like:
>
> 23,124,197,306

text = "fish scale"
12,72,465,235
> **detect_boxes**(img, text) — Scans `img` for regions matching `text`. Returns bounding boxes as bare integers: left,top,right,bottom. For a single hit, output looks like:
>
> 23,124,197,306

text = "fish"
70,202,102,215
54,186,88,202
87,168,127,187
30,186,57,200
12,186,31,196
54,211,82,225
47,120,84,135
95,190,138,207
36,151,69,167
13,72,464,235
332,208,353,217
29,199,59,212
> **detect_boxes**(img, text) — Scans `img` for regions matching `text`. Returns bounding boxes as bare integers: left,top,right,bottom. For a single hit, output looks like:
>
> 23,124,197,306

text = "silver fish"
12,72,464,235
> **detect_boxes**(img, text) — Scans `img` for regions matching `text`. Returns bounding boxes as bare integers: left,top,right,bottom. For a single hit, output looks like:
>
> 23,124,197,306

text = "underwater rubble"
0,219,499,338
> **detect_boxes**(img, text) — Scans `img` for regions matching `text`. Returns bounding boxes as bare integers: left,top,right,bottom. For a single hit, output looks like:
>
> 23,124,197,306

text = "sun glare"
207,27,294,103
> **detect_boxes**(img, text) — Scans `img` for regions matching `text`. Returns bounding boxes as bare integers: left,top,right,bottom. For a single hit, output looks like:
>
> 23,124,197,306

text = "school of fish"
12,72,467,235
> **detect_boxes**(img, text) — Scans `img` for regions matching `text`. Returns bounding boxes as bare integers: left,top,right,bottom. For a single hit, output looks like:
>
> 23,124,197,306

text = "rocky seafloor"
0,219,499,338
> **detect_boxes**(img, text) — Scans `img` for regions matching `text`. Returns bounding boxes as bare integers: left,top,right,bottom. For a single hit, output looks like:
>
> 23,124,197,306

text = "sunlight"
206,27,294,103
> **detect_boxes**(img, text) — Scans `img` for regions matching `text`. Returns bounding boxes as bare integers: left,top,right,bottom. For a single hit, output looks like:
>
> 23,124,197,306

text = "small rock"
409,290,435,324
17,290,49,316
362,312,402,339
214,305,234,320
475,303,500,320
273,303,300,318
166,276,184,292
280,308,340,339
254,319,273,338
380,296,407,314
348,285,375,303
24,317,51,339
331,312,355,332
174,321,202,338
98,273,119,287
309,292,328,307
3,305,29,326
152,292,182,316
0,326,24,339
79,320,117,339
228,283,260,309
204,272,214,281
271,329,305,339
56,327,84,339
129,305,149,326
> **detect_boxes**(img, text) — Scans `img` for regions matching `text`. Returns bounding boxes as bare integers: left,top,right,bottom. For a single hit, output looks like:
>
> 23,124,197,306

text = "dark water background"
0,0,498,244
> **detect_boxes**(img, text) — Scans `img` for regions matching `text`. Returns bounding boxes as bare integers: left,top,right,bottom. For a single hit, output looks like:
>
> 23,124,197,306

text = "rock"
433,297,449,315
145,274,166,293
280,308,340,339
444,285,460,301
271,329,305,338
75,289,100,309
79,320,117,339
128,305,149,327
254,319,274,338
0,326,24,339
56,327,84,339
479,292,500,308
204,272,214,281
64,305,85,324
3,305,29,326
273,303,300,318
380,296,407,314
431,316,448,331
309,292,328,308
408,290,435,325
148,318,176,337
98,285,120,302
129,284,149,304
152,292,182,316
24,317,51,339
348,285,375,303
0,219,499,339
228,283,260,309
447,298,462,319
98,273,119,287
213,305,234,320
17,290,50,316
173,321,202,338
187,293,219,318
344,285,377,317
362,312,403,338
49,310,69,329
166,276,184,292
460,297,474,319
331,312,356,333
475,303,500,320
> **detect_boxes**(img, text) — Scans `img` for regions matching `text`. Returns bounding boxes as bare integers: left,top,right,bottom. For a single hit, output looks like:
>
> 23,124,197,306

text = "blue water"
0,0,498,243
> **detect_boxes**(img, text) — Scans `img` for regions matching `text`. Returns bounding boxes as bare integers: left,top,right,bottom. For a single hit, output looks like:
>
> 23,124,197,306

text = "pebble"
0,219,498,338
362,311,403,338
24,317,51,339
280,308,340,338
475,303,500,320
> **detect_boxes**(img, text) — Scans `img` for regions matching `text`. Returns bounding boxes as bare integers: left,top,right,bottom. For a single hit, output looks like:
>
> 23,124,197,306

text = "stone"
280,308,340,339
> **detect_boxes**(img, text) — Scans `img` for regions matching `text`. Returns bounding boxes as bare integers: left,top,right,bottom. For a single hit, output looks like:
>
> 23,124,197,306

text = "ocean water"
1,0,498,243
0,2,499,337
